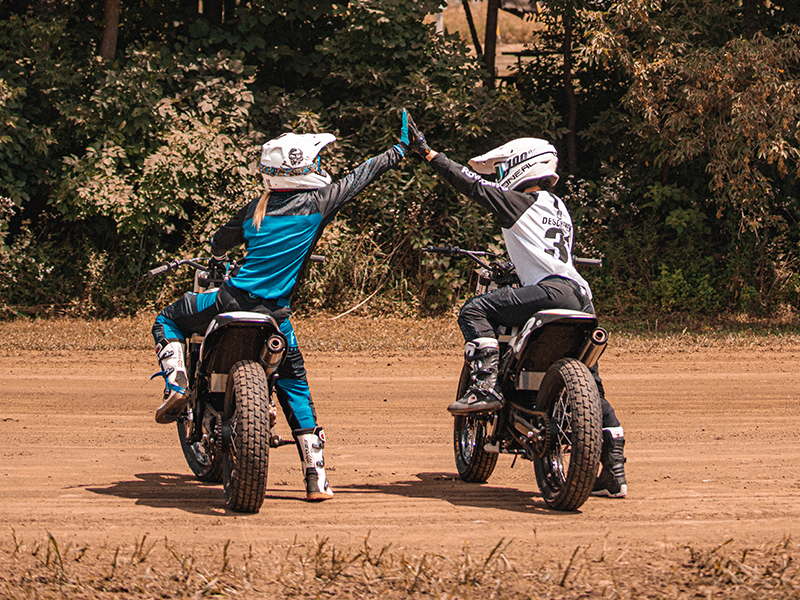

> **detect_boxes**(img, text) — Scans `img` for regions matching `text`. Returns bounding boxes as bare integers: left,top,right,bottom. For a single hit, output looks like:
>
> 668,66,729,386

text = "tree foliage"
0,0,798,318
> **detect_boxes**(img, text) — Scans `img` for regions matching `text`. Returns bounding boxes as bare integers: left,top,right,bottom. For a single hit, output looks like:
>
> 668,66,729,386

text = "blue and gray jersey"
211,145,405,305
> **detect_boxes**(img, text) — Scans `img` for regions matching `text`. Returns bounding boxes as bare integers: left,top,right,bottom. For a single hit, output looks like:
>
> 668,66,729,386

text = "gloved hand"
404,110,432,158
399,108,410,152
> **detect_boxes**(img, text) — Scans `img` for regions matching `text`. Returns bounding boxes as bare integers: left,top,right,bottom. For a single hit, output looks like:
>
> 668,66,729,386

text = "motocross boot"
151,339,190,424
294,426,334,501
592,426,627,498
447,338,504,415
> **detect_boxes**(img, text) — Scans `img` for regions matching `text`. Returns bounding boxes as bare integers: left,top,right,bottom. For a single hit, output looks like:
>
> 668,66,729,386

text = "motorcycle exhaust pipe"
578,327,608,369
261,334,286,376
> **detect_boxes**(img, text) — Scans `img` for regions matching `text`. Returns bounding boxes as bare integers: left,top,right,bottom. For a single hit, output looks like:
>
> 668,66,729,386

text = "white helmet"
259,132,336,190
469,138,559,191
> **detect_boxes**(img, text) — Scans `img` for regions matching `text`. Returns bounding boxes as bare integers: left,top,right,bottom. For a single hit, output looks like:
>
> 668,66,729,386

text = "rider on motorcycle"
404,114,627,498
151,116,411,501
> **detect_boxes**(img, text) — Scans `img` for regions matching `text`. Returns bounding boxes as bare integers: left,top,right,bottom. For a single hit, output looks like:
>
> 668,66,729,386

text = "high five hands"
400,109,434,160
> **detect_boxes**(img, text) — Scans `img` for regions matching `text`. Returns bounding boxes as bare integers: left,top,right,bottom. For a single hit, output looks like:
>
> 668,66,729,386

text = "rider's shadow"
84,473,231,515
337,472,576,515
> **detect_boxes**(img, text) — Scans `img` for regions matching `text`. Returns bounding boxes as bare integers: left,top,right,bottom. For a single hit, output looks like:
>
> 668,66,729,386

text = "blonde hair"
253,190,271,231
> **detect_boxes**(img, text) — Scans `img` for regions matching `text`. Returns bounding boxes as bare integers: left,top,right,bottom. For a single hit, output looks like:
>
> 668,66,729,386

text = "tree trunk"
483,0,500,87
203,0,236,23
461,0,483,59
562,11,577,171
99,0,121,64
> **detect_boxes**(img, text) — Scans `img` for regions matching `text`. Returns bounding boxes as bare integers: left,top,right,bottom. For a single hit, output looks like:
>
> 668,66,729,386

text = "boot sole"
591,483,628,498
155,395,190,424
306,492,334,502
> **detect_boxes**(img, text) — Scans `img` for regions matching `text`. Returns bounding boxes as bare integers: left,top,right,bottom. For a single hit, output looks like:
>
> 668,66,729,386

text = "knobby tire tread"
453,363,498,483
534,358,602,511
224,360,270,513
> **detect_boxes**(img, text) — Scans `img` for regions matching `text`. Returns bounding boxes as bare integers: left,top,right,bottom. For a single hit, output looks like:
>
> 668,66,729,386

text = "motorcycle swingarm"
505,405,550,459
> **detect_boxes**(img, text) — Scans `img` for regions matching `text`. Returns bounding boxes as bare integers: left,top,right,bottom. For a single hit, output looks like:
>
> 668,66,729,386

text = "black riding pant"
458,276,620,428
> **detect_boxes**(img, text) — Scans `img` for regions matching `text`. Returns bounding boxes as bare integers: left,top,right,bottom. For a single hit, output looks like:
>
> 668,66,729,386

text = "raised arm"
314,144,406,221
404,111,531,230
313,111,411,220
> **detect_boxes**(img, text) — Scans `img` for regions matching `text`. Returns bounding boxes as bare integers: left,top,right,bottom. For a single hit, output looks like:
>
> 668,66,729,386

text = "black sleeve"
314,145,405,222
429,152,532,229
210,203,248,255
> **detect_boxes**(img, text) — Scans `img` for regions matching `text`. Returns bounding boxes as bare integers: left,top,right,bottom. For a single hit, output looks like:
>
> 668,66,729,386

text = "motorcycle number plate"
516,371,545,391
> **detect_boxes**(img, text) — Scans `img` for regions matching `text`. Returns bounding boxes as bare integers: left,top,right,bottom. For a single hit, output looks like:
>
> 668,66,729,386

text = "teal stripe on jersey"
229,213,323,301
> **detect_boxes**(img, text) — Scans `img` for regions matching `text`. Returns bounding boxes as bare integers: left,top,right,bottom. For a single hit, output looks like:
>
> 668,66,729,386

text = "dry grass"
0,314,799,355
3,532,800,599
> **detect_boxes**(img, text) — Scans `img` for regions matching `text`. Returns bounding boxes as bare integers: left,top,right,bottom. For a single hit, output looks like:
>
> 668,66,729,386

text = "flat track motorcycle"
145,257,320,513
423,245,608,511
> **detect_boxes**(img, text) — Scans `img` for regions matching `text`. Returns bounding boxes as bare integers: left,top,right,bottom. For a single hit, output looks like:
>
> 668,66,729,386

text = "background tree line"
0,0,798,319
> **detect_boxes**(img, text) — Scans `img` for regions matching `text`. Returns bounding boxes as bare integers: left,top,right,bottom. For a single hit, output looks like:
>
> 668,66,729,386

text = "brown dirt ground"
1,317,800,596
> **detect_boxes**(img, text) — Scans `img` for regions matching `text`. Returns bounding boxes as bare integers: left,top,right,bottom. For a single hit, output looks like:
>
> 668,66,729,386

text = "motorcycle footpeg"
483,442,500,454
269,434,295,448
447,402,503,416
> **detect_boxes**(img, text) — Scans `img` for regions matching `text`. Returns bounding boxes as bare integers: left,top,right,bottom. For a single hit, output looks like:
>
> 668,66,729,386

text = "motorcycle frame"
459,254,607,461
181,267,290,449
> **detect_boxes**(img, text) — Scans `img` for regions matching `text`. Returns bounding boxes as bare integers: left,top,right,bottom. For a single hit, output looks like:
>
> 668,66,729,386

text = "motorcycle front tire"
453,362,499,483
177,407,223,483
532,358,602,511
222,359,270,513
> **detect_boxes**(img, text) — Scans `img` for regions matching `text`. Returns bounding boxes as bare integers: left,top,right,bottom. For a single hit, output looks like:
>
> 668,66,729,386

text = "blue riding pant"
152,283,317,431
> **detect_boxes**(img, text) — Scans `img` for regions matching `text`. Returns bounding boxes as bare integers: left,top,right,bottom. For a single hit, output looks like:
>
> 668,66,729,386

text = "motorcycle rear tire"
177,410,223,483
453,362,498,483
222,359,270,513
533,358,602,511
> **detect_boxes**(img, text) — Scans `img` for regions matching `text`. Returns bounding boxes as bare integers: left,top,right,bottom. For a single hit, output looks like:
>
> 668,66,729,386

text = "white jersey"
430,153,592,299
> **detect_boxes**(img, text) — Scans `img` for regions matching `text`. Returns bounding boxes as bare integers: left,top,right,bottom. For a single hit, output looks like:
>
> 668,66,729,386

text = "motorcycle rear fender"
198,312,286,386
509,309,598,389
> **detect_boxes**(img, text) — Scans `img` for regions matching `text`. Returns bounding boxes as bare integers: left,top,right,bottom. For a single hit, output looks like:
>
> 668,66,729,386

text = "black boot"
592,427,627,498
447,338,504,415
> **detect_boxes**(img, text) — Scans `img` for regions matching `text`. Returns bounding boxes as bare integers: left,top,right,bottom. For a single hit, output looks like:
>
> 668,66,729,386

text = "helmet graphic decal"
288,148,303,166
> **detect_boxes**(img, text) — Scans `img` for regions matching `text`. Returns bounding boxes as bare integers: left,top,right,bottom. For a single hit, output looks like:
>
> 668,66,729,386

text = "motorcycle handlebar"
422,245,602,269
145,254,326,280
422,245,497,257
145,260,181,279
423,245,458,256
574,258,603,268
144,258,217,279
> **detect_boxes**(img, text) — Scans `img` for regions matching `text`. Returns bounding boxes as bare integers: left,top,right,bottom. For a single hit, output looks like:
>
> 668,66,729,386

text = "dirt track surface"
2,337,800,572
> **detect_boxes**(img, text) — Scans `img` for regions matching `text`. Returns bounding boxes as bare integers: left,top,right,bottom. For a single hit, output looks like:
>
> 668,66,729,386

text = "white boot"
294,427,333,501
151,340,189,424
